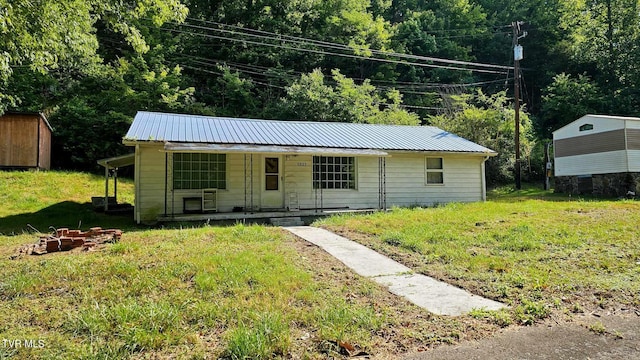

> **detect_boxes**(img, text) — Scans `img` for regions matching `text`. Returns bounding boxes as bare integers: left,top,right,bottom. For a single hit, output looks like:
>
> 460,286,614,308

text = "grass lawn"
316,185,640,326
0,171,485,359
2,172,639,358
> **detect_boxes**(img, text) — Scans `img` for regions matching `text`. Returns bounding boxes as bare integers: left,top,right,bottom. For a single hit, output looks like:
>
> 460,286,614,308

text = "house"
553,114,640,196
0,111,52,170
123,111,497,224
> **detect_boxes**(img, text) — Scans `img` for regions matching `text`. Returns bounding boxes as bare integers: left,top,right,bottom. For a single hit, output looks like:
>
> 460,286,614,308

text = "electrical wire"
175,53,513,95
160,26,509,75
180,19,514,72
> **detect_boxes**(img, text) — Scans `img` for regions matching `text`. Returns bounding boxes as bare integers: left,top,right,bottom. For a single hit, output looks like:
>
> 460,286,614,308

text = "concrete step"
270,217,304,227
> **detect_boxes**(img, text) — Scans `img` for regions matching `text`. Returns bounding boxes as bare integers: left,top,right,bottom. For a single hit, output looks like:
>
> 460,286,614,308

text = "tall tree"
0,0,188,113
561,0,640,113
537,73,606,137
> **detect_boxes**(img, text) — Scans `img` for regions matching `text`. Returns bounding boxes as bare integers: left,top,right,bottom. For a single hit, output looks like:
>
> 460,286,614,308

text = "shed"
553,114,640,196
123,111,497,224
0,111,52,170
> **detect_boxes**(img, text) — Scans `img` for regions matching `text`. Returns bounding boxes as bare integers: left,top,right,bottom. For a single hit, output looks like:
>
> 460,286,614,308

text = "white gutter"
162,142,390,157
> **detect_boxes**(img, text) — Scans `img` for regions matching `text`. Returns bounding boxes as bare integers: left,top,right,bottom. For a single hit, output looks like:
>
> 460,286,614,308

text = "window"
265,157,279,191
313,156,356,189
579,124,594,131
426,157,444,184
173,153,226,190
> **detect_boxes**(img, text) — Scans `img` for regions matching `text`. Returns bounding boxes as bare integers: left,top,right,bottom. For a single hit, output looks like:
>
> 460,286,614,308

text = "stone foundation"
554,172,640,197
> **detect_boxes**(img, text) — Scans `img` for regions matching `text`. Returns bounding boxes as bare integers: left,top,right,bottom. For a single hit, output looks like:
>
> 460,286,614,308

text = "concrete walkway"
284,226,506,316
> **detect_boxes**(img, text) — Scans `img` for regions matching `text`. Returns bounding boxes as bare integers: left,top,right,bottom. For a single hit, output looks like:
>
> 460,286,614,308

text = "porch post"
382,157,387,210
244,154,247,213
104,166,109,212
250,154,254,212
114,167,118,204
320,156,324,212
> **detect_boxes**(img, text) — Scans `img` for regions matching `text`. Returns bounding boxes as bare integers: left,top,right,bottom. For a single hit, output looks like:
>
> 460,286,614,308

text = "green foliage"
4,0,640,173
558,0,640,114
47,57,196,170
538,73,606,137
429,90,536,185
0,0,187,112
280,68,419,124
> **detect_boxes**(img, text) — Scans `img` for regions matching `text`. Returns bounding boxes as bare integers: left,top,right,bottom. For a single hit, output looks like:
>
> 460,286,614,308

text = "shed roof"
124,111,496,155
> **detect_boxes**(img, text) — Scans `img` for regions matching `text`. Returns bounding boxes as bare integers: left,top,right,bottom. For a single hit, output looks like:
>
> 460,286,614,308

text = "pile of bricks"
13,227,122,257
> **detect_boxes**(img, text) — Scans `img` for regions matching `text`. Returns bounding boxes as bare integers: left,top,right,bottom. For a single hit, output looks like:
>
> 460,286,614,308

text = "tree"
0,0,188,113
429,90,537,185
48,57,197,170
279,68,419,125
537,73,606,138
557,0,640,115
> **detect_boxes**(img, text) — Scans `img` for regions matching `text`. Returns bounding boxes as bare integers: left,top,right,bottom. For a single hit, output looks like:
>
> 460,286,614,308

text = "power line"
181,18,514,72
179,64,287,89
174,53,512,94
160,26,509,75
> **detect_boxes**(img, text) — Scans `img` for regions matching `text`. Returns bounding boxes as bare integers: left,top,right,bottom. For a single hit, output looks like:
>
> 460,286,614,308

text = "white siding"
136,144,166,222
285,153,485,209
553,115,625,140
554,151,628,176
627,151,640,172
385,153,484,205
135,147,487,221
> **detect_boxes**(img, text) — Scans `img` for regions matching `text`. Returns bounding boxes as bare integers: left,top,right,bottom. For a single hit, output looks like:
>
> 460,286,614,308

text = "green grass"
5,171,637,357
1,171,470,358
316,184,640,325
0,171,136,234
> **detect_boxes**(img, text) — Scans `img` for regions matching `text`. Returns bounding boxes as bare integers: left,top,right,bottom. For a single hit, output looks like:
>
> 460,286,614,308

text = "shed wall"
0,114,39,167
38,118,52,169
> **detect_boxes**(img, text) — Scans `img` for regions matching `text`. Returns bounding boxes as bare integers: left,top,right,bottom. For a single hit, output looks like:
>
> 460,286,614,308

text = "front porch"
157,208,378,223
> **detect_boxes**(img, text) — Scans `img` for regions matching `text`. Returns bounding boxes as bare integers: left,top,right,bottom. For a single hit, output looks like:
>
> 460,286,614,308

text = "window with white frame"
313,156,356,189
426,157,444,184
173,153,226,190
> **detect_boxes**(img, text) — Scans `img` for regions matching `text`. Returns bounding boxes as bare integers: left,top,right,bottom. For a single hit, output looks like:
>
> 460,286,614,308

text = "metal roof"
124,111,496,155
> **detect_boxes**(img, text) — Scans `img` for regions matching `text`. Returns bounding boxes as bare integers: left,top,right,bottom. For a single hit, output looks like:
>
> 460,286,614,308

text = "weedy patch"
588,321,607,335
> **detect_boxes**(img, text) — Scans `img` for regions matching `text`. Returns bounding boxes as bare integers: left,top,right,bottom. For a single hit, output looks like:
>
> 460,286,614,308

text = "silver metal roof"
124,111,496,154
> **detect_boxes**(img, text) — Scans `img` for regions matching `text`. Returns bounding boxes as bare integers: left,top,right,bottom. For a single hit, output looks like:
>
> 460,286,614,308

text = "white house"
123,111,497,223
553,114,640,196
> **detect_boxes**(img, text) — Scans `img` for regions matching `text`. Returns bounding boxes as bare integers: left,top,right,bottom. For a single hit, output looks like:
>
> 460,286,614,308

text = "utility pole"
512,21,526,190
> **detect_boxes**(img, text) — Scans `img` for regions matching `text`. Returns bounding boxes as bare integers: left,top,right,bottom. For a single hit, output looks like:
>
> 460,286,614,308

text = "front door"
261,156,284,209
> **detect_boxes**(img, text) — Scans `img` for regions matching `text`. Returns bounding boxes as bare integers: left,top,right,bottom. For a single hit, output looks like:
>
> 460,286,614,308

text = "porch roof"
97,153,135,169
163,142,389,156
124,111,497,155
